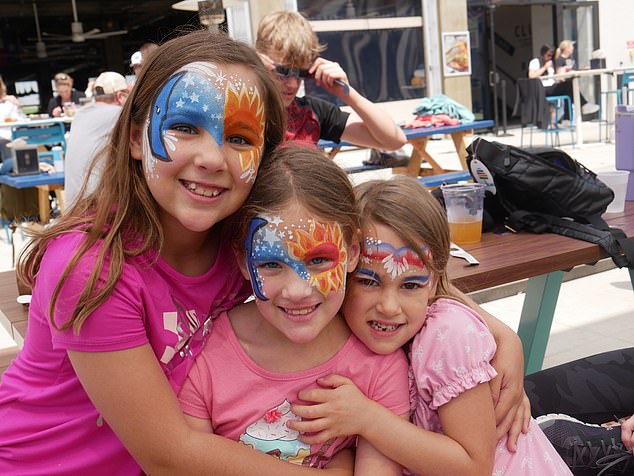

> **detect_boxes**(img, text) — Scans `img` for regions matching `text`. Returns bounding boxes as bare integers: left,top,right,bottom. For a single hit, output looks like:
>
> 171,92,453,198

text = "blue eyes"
170,124,197,134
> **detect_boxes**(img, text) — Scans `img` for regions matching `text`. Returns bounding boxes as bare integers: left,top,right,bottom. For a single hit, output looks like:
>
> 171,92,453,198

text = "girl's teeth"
370,321,400,332
286,305,317,315
186,182,220,197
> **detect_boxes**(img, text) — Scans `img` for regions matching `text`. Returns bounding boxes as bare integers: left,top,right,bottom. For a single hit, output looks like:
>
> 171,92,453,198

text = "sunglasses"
273,64,312,80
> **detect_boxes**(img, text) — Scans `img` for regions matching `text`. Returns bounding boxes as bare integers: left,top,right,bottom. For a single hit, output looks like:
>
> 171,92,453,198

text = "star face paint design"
145,61,264,182
245,214,348,300
361,237,430,283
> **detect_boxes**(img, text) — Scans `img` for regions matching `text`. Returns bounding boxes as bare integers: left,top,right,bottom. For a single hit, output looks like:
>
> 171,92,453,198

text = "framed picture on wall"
442,31,471,76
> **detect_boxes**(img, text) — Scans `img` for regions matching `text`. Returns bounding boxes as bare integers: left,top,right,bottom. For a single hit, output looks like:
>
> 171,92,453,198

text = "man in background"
130,42,159,76
64,72,129,208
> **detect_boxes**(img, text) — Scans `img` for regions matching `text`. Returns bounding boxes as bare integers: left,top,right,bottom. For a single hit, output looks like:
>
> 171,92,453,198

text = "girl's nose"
376,289,401,317
281,273,313,300
195,132,227,172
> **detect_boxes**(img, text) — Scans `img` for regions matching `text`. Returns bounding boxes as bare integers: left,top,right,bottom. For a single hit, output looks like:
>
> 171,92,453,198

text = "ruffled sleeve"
410,298,497,410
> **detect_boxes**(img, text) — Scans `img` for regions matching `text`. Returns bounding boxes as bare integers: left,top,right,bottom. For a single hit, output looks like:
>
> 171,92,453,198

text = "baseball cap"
54,73,72,85
131,51,143,66
94,72,128,95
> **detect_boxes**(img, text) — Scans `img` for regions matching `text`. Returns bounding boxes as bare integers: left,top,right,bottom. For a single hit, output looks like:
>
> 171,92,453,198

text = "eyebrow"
354,268,382,282
405,275,430,285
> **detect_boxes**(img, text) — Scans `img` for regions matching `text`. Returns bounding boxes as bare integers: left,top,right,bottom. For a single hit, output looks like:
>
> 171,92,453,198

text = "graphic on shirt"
361,237,430,281
239,399,311,464
285,99,321,144
145,61,264,183
245,214,348,300
159,295,203,365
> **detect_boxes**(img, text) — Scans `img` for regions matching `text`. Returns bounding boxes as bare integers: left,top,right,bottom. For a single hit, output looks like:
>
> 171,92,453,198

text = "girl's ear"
346,238,360,273
129,122,143,161
232,242,251,281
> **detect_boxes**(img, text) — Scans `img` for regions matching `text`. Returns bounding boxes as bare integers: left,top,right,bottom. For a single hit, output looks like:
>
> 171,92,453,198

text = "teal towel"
413,94,475,123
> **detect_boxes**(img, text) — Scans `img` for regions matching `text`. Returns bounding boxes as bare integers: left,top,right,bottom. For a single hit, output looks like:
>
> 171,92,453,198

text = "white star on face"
183,74,195,88
190,92,200,103
202,104,209,112
175,99,184,108
268,216,284,226
215,93,223,101
261,227,279,246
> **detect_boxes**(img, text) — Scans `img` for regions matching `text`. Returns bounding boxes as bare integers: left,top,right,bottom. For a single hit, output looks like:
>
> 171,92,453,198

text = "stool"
545,95,575,147
597,90,622,142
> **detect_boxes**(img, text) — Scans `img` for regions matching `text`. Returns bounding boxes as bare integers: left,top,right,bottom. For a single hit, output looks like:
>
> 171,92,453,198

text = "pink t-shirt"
0,231,251,475
179,311,410,468
408,299,572,475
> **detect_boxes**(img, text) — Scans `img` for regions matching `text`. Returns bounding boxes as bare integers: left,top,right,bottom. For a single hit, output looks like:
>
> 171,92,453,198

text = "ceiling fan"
43,0,128,43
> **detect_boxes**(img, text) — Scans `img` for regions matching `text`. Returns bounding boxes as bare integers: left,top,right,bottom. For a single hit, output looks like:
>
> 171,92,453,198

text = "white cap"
94,72,128,95
130,51,143,66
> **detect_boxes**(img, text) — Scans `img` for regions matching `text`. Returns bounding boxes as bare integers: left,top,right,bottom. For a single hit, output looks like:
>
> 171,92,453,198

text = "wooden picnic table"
319,119,495,178
449,201,634,374
0,172,65,224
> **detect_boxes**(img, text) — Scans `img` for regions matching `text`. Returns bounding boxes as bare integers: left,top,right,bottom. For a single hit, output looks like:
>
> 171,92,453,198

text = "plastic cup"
441,183,485,245
599,170,630,214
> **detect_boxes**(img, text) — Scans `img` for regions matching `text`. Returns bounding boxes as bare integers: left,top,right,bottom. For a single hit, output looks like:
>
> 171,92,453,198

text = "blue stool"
597,90,622,141
545,95,575,147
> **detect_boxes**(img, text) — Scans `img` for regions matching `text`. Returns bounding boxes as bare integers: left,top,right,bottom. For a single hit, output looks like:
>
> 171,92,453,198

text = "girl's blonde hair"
354,176,460,302
234,143,359,253
555,40,574,60
17,30,286,333
256,11,326,67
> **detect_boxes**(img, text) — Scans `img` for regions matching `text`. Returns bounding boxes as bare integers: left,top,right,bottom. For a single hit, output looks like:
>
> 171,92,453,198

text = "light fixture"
197,1,225,30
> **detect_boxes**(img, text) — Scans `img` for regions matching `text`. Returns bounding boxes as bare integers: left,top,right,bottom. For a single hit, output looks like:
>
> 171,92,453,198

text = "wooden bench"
319,120,495,181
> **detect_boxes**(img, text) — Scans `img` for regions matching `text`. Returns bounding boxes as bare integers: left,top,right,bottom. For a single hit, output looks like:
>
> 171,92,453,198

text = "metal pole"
501,79,508,135
488,3,499,136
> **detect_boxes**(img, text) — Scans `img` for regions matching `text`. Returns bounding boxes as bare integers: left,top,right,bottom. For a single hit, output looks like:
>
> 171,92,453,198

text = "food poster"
442,32,471,76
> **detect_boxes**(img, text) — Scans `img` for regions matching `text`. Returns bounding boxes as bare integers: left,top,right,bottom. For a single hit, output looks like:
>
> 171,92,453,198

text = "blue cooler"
615,105,634,199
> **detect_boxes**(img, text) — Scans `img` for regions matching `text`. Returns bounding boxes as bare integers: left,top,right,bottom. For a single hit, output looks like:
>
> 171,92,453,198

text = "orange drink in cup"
440,183,486,245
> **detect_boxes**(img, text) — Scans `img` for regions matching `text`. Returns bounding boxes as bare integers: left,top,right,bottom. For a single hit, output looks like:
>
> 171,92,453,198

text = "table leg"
407,137,444,176
572,76,584,146
36,187,50,224
450,130,472,170
517,271,564,375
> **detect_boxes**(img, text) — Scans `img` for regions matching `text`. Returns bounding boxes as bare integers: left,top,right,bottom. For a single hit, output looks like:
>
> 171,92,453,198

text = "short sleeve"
369,348,411,416
305,96,350,143
528,58,539,72
178,356,213,419
35,233,148,351
410,299,497,410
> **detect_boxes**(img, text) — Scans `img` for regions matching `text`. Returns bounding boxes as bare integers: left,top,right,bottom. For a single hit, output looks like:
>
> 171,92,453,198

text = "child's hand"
622,415,634,451
256,52,276,72
489,331,531,452
289,374,374,444
309,58,350,96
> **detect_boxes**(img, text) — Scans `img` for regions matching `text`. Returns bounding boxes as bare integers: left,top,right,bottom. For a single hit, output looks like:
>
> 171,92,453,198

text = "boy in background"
256,11,406,150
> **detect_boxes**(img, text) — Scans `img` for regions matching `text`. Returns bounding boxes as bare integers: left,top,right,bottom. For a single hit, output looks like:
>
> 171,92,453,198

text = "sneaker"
582,103,600,115
536,413,633,474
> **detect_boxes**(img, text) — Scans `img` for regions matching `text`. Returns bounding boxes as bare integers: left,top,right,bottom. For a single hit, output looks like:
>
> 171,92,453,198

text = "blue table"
0,172,64,223
319,120,495,179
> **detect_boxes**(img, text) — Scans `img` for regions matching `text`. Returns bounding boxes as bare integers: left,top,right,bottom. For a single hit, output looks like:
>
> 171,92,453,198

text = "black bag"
465,137,634,268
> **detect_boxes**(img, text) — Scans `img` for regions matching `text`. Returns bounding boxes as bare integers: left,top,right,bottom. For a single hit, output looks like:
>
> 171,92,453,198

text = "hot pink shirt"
408,299,572,475
179,311,411,468
0,231,251,475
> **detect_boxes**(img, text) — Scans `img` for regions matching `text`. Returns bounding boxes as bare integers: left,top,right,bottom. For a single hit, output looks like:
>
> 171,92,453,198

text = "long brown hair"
17,30,286,333
354,176,460,302
234,143,359,253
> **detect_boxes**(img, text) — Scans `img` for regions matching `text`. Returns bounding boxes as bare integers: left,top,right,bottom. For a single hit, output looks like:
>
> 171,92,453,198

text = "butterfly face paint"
360,237,431,284
144,61,265,182
245,214,348,300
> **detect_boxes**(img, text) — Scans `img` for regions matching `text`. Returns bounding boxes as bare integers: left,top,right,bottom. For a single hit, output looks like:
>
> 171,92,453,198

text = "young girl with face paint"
0,32,352,476
290,176,572,476
177,144,410,474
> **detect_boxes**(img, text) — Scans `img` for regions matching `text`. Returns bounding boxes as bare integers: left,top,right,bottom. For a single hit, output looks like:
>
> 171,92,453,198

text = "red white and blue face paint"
245,214,348,300
143,61,265,182
359,237,431,284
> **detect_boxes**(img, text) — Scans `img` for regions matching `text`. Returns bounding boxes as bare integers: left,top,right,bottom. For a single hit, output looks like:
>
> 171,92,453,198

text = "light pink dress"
408,298,572,475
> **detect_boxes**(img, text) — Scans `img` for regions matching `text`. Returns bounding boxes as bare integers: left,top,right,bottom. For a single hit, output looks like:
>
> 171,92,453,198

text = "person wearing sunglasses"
47,72,85,118
256,11,406,150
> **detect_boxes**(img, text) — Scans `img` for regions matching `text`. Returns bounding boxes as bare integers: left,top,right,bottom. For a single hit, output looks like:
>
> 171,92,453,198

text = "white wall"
598,0,634,68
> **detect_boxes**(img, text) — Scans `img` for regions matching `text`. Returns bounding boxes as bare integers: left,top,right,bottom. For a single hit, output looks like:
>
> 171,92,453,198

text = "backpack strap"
508,211,634,269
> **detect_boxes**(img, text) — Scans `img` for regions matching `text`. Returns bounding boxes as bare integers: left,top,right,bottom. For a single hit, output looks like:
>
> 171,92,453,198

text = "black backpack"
464,137,634,268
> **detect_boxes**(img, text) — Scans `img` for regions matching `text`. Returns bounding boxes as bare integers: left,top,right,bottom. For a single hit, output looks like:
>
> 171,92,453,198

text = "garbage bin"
615,105,634,199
